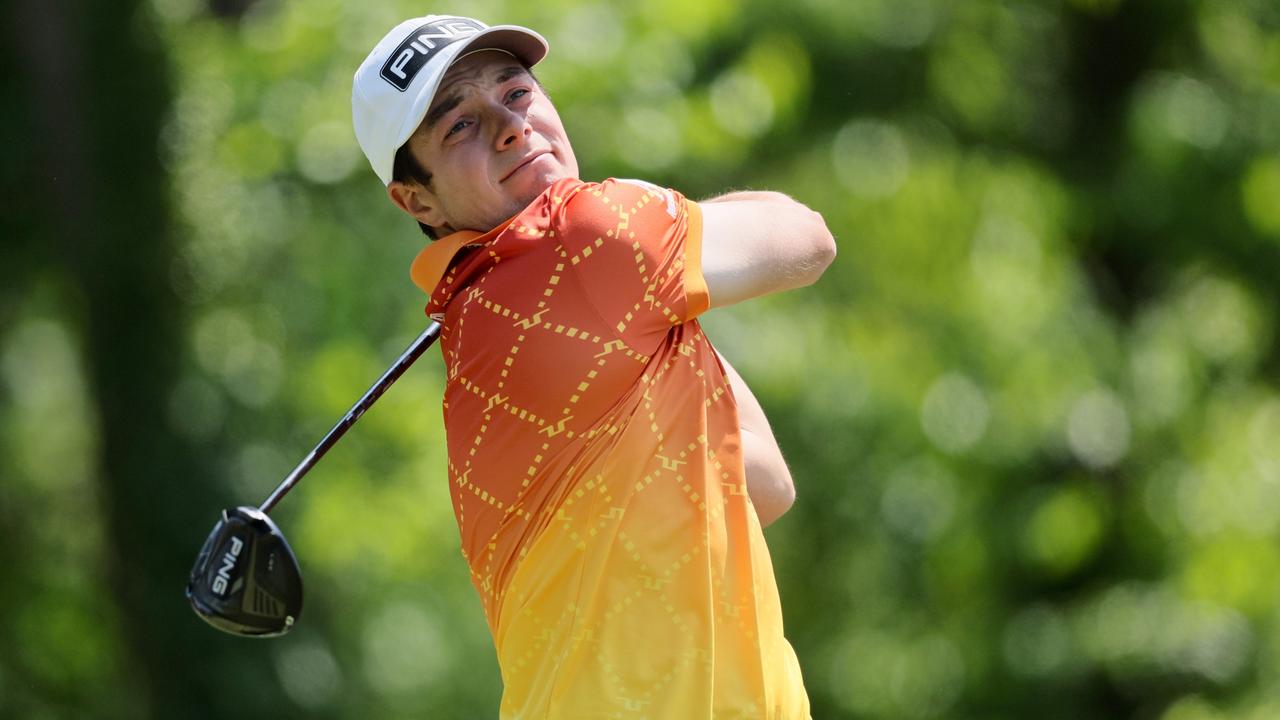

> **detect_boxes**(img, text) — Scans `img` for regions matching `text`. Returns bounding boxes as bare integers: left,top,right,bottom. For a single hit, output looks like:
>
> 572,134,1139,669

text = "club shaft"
258,322,442,514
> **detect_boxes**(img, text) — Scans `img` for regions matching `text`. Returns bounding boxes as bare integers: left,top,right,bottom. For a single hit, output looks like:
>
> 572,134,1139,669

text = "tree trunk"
4,0,282,716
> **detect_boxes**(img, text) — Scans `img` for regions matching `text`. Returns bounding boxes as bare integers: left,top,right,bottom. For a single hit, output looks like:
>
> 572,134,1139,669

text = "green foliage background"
3,0,1280,717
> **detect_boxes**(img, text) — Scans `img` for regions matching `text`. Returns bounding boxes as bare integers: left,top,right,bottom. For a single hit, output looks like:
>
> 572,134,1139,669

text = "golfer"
353,15,834,718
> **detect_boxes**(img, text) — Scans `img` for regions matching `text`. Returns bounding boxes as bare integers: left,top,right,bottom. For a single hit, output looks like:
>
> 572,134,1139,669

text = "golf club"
186,321,442,637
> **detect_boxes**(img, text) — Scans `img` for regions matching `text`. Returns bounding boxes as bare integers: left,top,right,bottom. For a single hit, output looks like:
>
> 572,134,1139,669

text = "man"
352,15,834,719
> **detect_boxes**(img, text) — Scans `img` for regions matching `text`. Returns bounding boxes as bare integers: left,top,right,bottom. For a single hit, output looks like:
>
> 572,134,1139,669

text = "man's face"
389,49,579,235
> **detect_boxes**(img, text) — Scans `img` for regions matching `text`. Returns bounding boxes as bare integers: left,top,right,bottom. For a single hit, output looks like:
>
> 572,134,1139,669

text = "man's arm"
699,191,835,308
717,351,795,528
696,190,830,523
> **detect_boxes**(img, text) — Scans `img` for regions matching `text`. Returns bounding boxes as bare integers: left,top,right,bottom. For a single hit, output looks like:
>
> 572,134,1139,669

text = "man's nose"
493,105,531,150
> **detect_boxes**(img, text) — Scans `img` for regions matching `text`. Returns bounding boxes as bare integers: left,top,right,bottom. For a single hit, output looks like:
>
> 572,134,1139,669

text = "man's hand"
717,351,795,528
700,191,835,309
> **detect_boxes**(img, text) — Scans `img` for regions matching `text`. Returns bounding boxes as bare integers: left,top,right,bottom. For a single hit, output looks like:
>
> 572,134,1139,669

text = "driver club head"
186,506,303,637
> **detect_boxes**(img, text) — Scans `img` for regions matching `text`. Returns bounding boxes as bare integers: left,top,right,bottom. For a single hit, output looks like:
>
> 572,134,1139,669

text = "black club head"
186,506,303,637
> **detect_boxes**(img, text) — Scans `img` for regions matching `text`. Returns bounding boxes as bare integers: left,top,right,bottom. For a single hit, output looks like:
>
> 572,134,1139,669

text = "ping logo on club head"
211,535,245,597
380,17,486,92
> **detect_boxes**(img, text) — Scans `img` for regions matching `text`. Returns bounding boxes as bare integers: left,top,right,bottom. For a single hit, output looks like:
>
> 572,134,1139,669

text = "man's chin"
464,171,575,232
512,172,571,207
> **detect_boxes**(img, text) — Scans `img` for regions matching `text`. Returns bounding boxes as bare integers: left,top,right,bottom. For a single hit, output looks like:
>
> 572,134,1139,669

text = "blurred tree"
2,0,284,716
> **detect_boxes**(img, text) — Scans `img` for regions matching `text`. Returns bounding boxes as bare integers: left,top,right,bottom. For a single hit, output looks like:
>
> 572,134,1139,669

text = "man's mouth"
501,151,549,182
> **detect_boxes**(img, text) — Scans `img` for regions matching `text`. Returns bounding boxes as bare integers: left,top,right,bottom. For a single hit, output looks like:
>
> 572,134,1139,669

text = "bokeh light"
832,119,910,198
273,635,343,709
362,601,450,694
920,372,989,454
1066,387,1131,470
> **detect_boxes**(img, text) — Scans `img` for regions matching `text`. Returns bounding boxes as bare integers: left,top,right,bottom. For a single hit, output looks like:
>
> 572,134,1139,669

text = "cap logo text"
381,18,486,91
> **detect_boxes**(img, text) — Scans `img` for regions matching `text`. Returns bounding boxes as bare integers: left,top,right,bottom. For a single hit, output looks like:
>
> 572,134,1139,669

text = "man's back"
413,178,810,718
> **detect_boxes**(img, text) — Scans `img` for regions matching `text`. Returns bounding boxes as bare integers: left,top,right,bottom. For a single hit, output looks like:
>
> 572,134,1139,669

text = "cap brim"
458,25,548,68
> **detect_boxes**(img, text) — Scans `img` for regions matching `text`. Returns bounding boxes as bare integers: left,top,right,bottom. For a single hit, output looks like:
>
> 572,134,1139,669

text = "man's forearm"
696,190,835,309
717,352,795,527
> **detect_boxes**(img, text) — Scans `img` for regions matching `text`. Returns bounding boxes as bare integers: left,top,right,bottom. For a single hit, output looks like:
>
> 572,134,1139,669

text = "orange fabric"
410,231,480,296
682,199,710,317
414,177,809,718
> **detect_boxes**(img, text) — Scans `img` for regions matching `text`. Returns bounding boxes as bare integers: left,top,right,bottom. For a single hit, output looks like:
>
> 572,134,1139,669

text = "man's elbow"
756,482,796,528
795,206,836,288
741,431,797,527
811,210,837,272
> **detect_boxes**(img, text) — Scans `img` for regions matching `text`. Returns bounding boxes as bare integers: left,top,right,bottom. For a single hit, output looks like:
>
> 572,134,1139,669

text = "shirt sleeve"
553,178,709,353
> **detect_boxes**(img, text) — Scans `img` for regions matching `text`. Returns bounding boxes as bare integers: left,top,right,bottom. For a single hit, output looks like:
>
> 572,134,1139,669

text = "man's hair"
391,64,545,241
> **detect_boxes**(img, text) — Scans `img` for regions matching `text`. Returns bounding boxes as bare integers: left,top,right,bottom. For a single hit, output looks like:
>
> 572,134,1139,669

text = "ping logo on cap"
380,17,486,92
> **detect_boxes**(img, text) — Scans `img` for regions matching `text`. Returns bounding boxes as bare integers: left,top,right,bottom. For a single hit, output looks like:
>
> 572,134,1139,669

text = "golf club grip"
258,322,442,514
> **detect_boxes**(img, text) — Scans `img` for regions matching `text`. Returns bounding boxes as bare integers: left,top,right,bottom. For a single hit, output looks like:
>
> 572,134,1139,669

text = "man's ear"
387,180,449,229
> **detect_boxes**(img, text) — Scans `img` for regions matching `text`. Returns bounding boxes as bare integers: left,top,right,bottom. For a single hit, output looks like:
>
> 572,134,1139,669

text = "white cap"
352,16,548,185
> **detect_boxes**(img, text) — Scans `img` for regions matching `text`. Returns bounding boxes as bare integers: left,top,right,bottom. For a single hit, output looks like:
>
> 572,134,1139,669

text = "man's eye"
446,119,471,137
507,88,529,103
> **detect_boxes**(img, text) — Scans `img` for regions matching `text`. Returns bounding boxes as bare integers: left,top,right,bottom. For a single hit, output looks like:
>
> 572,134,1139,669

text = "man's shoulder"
545,177,683,233
568,177,679,207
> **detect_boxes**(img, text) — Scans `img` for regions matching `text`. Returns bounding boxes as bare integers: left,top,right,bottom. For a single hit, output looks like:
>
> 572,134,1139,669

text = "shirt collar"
408,217,515,296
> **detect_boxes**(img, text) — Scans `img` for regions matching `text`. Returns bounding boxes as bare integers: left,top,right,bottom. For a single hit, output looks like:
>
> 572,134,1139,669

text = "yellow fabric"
415,178,809,718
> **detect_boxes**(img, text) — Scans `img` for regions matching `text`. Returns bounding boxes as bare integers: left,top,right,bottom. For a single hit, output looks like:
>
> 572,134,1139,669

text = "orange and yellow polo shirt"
411,177,809,719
